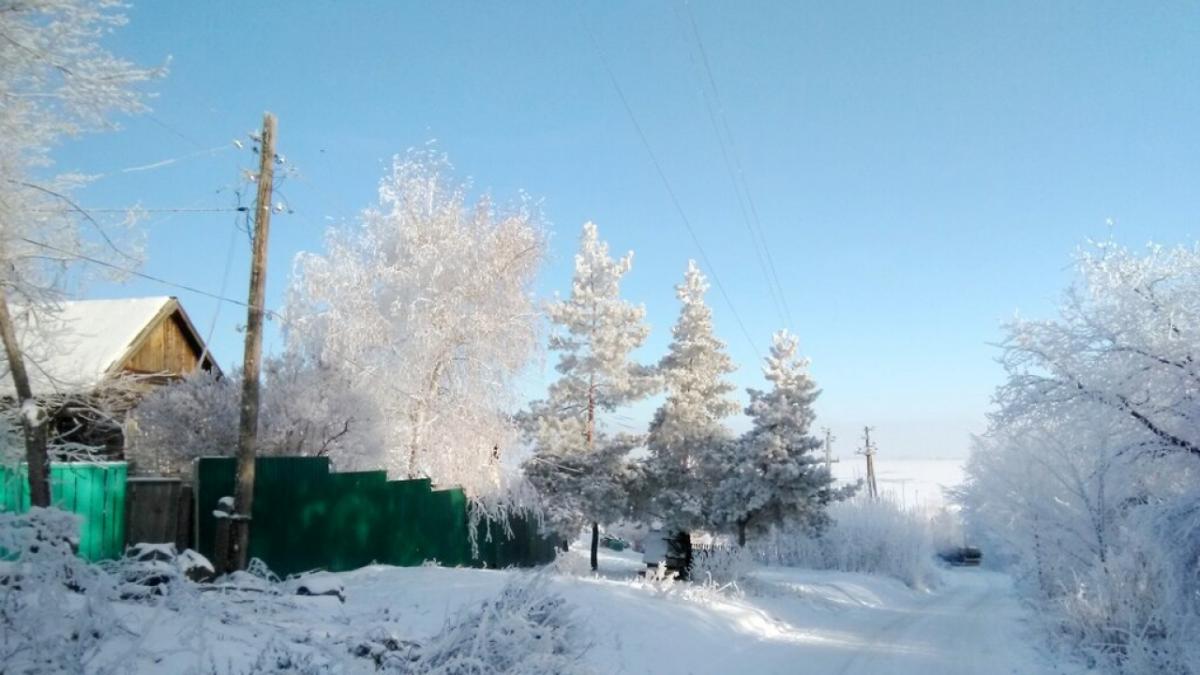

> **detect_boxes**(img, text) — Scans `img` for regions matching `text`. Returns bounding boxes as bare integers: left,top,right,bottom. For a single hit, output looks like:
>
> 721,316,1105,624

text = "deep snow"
86,547,1073,674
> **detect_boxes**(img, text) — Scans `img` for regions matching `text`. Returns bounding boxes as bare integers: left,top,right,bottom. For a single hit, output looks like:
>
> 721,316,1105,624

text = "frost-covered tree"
285,151,546,494
714,331,851,546
962,241,1200,673
642,261,738,543
521,222,656,570
0,0,158,505
129,358,388,477
126,371,239,475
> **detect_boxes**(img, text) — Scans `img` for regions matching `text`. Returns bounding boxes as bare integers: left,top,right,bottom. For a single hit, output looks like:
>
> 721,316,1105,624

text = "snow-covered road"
102,553,1071,673
813,570,1040,675
561,561,1059,674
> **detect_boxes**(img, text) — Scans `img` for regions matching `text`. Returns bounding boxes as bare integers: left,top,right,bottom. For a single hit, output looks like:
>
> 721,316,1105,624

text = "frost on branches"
521,222,657,565
0,0,159,505
128,359,386,477
284,151,546,493
961,242,1200,674
714,331,853,546
642,261,739,535
0,508,119,672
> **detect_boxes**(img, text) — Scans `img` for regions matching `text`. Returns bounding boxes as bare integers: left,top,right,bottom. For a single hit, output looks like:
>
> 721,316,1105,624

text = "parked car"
938,546,983,566
600,534,629,551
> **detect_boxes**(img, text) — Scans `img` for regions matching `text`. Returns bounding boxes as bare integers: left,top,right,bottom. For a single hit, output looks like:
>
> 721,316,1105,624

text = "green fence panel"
194,456,333,576
252,457,332,576
426,488,470,567
324,471,388,572
379,478,432,567
193,456,557,575
194,457,236,563
0,462,126,561
469,511,556,569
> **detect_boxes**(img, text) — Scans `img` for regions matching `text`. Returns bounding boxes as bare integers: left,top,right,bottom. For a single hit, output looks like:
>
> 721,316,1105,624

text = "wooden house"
0,296,220,458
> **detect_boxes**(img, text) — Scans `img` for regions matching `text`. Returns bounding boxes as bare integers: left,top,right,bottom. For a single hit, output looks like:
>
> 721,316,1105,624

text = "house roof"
0,296,217,397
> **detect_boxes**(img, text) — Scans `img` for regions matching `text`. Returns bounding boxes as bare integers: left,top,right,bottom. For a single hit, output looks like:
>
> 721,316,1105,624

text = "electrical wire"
679,0,796,333
583,15,763,360
672,0,789,330
17,236,280,319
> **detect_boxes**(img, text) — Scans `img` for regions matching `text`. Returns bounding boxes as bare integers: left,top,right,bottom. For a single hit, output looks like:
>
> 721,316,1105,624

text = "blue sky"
57,1,1200,458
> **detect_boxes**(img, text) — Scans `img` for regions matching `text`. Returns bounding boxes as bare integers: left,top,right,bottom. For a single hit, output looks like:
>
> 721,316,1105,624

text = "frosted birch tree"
643,260,739,553
0,0,157,505
284,151,545,494
521,222,656,570
714,331,851,546
961,241,1200,672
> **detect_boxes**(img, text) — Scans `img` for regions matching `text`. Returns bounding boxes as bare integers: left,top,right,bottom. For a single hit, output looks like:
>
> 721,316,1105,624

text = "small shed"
0,296,220,458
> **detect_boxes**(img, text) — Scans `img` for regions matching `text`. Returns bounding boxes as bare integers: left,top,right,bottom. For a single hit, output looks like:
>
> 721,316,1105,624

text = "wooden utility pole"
821,427,839,474
860,426,879,499
223,112,277,574
0,293,50,507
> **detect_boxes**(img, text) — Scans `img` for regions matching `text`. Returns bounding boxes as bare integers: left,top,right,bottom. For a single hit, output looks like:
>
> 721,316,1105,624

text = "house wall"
122,313,209,377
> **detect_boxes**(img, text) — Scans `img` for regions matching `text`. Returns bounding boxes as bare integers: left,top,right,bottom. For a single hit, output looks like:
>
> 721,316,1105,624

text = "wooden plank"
125,478,182,546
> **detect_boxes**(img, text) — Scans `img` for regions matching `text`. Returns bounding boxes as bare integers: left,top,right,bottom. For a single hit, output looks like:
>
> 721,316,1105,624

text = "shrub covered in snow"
0,508,120,672
755,495,941,590
690,545,755,590
396,575,589,674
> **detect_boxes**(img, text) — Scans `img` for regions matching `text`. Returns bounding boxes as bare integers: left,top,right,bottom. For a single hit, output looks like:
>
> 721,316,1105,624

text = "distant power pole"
859,426,879,499
821,427,839,474
223,112,277,574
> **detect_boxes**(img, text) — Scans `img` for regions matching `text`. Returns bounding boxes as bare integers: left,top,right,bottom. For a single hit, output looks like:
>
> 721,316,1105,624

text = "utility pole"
859,426,879,499
821,427,839,474
222,112,277,574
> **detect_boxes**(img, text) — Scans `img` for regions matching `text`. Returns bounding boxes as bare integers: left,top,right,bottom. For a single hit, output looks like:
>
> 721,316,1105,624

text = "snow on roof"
0,296,176,397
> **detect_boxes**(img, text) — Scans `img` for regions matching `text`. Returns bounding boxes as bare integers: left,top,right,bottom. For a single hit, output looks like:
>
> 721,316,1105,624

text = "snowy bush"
394,575,589,674
690,545,754,590
756,496,941,590
0,508,120,673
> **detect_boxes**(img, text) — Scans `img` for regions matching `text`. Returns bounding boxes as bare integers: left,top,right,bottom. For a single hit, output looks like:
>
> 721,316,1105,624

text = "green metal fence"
0,462,127,561
195,456,555,576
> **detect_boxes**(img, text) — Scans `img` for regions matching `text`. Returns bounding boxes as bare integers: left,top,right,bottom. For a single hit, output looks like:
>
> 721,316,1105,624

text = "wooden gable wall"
121,310,214,377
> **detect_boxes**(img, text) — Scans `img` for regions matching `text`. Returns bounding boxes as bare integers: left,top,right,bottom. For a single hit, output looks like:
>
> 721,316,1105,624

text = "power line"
17,236,280,319
117,144,232,175
198,217,244,367
33,207,245,214
672,0,787,329
680,0,796,332
583,16,763,361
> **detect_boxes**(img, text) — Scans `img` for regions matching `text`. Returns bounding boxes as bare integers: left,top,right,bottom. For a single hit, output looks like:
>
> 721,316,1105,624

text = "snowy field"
832,457,965,510
81,547,1072,675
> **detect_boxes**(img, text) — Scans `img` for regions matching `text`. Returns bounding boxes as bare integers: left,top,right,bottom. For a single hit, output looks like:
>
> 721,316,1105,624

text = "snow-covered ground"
90,547,1071,674
832,457,965,510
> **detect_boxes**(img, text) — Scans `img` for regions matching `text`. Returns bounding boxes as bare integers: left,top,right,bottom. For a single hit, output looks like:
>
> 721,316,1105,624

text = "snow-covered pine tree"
643,261,739,565
521,222,656,570
715,331,854,546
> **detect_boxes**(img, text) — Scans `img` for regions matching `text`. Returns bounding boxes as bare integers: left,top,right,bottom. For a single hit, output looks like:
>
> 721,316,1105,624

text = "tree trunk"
737,520,747,548
408,360,446,478
590,521,599,571
0,292,50,507
560,538,569,553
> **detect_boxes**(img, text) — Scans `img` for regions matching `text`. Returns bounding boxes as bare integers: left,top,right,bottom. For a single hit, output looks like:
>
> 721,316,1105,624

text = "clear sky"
56,1,1200,459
